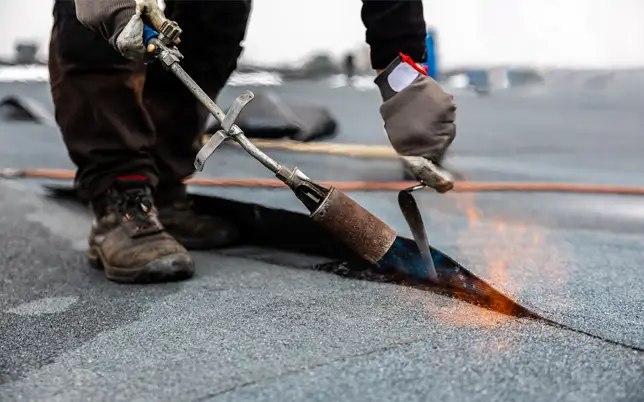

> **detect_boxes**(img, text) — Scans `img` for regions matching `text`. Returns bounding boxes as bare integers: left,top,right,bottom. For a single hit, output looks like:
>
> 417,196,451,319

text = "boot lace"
118,188,156,227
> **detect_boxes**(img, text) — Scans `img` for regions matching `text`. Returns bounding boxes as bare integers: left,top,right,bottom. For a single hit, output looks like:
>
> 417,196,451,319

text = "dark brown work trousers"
48,0,252,202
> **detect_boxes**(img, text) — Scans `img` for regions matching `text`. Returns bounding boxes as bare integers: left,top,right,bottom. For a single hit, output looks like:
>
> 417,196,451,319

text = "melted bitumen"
315,237,539,319
41,185,644,352
43,185,537,319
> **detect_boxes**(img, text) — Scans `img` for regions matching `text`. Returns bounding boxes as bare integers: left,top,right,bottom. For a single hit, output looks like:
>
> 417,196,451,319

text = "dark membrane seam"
44,186,644,353
310,259,644,353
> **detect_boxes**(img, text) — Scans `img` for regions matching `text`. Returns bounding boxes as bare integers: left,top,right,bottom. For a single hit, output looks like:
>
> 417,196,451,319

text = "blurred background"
3,0,644,78
1,0,643,189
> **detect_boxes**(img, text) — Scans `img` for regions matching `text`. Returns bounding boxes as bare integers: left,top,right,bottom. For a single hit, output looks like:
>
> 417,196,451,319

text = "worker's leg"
48,1,159,200
48,0,193,283
142,0,252,249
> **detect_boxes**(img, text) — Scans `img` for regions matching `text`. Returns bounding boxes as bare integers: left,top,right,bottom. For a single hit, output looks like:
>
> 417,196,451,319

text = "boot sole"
88,247,195,284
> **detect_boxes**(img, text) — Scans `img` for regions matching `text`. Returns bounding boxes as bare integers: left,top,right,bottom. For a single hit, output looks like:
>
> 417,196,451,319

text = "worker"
343,53,356,86
48,0,457,284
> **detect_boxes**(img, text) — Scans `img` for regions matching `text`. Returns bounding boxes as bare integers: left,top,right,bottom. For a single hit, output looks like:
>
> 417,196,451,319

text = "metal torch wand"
144,24,398,265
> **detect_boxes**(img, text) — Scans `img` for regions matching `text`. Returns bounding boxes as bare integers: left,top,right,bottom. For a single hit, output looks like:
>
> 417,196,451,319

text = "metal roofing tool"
398,184,438,280
397,158,455,281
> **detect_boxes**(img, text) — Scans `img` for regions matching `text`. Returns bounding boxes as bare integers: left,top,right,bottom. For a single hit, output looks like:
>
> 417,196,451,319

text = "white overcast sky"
1,0,643,68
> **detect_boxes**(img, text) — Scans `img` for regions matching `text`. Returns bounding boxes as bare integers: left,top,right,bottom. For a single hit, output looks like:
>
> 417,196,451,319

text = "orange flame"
426,192,567,329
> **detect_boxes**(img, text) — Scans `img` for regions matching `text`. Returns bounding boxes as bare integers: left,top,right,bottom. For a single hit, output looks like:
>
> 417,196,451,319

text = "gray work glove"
375,54,457,192
115,0,156,60
74,0,167,61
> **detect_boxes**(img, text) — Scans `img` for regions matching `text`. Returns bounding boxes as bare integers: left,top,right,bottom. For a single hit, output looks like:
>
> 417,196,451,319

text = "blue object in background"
466,69,489,88
423,29,438,79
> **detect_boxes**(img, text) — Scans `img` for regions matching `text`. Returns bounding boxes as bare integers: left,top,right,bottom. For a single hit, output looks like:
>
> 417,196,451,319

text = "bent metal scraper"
398,184,439,280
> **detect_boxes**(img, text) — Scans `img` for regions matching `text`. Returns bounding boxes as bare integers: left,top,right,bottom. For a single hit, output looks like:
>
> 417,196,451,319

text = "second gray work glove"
375,53,457,192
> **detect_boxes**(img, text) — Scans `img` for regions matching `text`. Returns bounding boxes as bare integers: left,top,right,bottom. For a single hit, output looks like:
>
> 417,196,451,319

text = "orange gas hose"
2,167,644,196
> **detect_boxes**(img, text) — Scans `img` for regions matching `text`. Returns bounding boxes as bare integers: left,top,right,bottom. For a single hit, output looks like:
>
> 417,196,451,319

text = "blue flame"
376,238,446,281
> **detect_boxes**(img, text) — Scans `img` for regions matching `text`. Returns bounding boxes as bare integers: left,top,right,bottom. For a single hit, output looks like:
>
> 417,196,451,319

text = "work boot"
87,178,195,284
155,184,240,250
